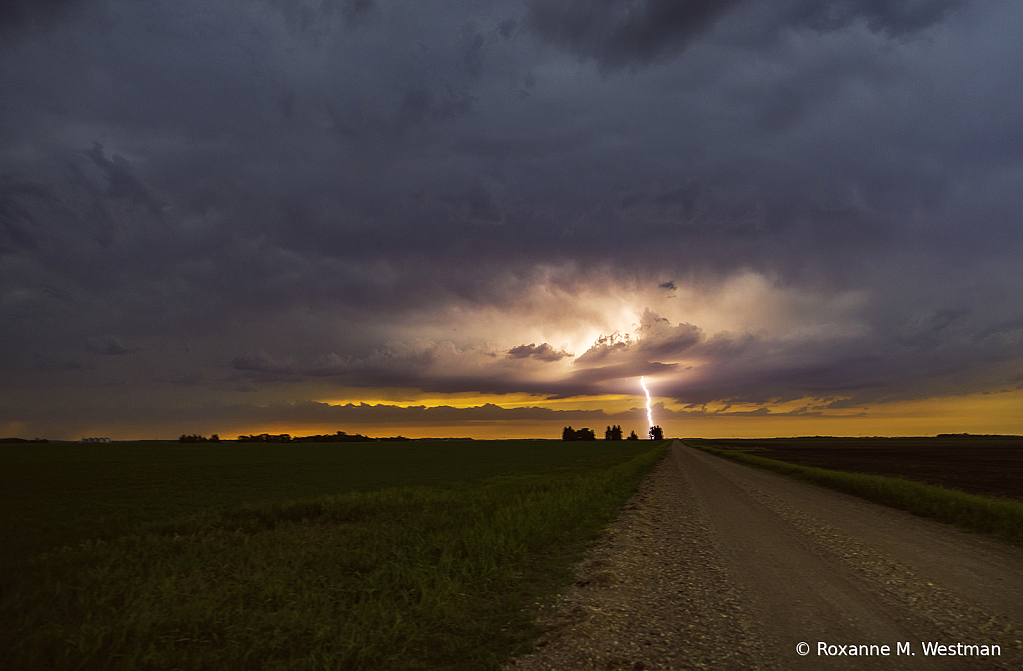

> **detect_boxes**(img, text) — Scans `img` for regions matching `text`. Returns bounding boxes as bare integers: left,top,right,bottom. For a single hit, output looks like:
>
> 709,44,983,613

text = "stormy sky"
2,0,1022,439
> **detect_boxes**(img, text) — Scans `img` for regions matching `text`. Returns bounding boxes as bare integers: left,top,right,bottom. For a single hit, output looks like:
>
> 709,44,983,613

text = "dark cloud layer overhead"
788,0,970,36
526,0,750,71
2,0,1022,438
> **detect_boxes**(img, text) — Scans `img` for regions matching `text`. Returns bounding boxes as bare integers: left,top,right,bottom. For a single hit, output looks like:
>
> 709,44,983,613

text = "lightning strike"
640,376,654,430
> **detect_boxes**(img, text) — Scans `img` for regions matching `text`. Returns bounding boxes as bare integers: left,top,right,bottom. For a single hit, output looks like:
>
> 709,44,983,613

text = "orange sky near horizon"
31,386,1019,442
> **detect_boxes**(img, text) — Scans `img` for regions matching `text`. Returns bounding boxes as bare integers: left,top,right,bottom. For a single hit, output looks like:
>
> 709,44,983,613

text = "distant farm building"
81,437,111,443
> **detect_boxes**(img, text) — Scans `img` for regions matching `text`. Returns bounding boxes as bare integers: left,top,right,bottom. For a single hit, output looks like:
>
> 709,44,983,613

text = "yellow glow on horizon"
660,388,1023,439
319,388,647,413
243,387,1023,441
41,385,1020,442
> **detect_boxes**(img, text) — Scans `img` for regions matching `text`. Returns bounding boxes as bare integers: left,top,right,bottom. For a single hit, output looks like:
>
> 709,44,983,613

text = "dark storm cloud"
787,0,970,36
86,335,144,356
397,85,476,131
634,310,703,358
507,343,573,362
1,181,49,251
573,312,701,369
2,0,1023,438
525,0,750,71
267,0,376,35
82,143,165,220
0,0,82,31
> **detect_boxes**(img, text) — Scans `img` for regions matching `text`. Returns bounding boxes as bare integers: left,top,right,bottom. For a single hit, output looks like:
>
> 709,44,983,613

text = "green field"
0,439,667,670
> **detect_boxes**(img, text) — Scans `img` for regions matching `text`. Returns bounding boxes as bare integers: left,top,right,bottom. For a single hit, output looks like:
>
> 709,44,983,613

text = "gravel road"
505,441,1023,670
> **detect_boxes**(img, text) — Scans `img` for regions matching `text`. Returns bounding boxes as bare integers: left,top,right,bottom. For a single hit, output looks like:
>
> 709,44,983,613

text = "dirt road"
506,441,1023,670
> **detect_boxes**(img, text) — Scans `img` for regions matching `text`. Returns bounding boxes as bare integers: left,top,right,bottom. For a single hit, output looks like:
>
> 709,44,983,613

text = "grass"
687,441,1023,547
0,440,667,670
0,439,653,574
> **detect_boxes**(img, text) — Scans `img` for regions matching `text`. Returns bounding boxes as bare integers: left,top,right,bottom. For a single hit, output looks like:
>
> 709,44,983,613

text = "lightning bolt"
640,376,654,431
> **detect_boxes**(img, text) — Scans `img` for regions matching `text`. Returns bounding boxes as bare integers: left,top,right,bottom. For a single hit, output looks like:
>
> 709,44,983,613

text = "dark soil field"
695,435,1023,502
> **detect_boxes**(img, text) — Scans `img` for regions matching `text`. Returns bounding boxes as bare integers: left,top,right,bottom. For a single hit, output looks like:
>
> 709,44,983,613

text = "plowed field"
696,436,1023,502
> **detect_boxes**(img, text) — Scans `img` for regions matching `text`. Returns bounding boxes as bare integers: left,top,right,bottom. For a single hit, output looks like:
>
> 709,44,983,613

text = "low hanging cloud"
222,298,1023,409
507,342,573,362
573,310,703,367
634,309,704,358
238,397,839,428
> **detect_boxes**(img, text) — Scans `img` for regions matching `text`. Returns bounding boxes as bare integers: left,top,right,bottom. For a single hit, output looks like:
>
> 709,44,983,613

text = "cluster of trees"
0,437,48,443
236,433,294,443
562,426,664,441
291,431,375,443
602,425,643,440
562,426,596,441
235,431,412,443
290,431,408,442
179,434,220,443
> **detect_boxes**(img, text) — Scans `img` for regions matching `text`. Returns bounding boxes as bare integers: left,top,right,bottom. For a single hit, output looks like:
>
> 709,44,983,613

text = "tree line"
561,425,663,441
235,431,411,443
179,434,220,443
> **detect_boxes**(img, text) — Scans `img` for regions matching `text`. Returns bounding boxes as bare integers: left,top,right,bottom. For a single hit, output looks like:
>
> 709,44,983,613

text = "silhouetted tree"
627,430,639,440
648,426,664,440
562,426,596,441
611,424,623,440
605,425,612,440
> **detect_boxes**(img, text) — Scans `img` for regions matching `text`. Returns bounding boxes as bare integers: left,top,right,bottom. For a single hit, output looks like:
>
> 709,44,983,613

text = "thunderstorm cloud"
1,0,1021,437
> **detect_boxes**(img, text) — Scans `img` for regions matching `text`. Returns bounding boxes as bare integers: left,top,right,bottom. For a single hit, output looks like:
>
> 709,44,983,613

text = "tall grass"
1,443,666,671
690,442,1023,547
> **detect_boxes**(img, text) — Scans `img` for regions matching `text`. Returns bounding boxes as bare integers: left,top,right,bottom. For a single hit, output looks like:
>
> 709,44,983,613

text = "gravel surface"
505,441,1023,670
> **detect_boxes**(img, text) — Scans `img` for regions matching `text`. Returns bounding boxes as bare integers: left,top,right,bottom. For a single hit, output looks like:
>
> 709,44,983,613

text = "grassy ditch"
688,442,1023,548
1,443,667,671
